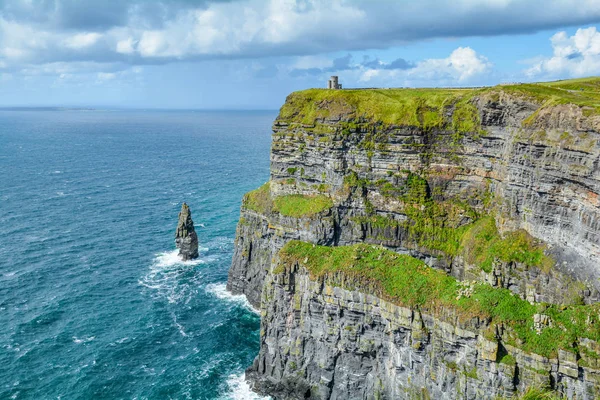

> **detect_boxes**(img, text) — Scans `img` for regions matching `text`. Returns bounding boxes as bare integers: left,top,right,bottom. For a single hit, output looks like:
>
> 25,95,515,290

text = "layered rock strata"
227,80,600,399
248,260,600,400
175,202,199,260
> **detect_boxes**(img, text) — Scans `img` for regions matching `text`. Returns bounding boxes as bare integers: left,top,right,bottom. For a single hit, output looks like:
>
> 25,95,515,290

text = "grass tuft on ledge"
278,241,600,359
242,183,333,218
460,217,553,273
273,194,333,217
243,183,272,214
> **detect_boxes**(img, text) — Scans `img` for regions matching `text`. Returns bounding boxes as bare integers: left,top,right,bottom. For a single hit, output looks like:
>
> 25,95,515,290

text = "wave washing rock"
228,78,600,399
175,202,199,261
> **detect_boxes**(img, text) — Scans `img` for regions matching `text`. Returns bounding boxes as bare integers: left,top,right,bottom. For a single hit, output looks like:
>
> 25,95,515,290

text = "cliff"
227,78,600,399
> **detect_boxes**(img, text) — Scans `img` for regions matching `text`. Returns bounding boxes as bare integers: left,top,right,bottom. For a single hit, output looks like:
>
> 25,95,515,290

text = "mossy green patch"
278,241,600,358
345,170,552,272
399,172,477,257
273,194,333,217
243,182,272,214
460,217,552,273
279,241,458,308
243,183,333,218
500,387,565,400
499,354,516,366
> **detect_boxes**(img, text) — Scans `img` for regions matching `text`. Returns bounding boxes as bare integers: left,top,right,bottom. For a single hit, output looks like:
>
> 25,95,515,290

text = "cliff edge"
227,78,600,399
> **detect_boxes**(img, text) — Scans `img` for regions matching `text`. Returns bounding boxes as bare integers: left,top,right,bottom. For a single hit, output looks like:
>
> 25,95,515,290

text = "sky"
1,0,600,109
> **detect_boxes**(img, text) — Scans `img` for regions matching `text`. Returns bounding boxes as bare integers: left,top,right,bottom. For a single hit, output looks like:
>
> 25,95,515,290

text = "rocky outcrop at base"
175,202,199,261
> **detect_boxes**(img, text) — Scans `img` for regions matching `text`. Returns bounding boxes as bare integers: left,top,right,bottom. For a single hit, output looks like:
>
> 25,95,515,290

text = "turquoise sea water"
0,110,275,399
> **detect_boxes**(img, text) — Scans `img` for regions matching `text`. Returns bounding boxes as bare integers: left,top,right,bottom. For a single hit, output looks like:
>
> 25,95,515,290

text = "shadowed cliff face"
227,80,600,399
175,202,199,261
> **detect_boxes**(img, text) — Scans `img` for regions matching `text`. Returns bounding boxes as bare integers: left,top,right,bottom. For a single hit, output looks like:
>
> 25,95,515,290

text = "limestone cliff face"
175,202,199,261
227,205,336,308
227,81,600,399
248,261,600,400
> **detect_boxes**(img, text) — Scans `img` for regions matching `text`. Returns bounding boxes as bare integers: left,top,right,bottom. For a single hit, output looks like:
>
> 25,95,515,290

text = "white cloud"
358,47,492,86
97,72,116,81
63,32,102,49
526,27,600,78
360,69,381,82
116,37,136,54
291,56,334,70
0,0,598,72
411,47,492,82
0,17,51,62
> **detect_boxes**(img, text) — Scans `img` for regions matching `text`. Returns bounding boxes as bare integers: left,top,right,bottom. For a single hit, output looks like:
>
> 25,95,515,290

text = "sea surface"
0,110,276,399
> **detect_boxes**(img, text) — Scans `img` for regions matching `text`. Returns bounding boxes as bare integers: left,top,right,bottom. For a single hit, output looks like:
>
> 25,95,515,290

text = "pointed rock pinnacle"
175,202,199,260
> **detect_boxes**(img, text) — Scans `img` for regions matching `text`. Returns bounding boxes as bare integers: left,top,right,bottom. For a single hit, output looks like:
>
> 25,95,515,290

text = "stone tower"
327,76,342,89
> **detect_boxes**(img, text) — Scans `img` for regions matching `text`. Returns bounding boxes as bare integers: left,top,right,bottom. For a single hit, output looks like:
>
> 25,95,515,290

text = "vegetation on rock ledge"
345,170,552,273
279,241,600,359
243,183,333,217
272,194,333,217
461,217,552,273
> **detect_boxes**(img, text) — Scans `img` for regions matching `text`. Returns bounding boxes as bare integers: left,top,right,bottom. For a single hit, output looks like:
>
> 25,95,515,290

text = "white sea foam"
222,373,271,400
171,311,189,337
140,249,209,305
205,283,259,315
153,250,204,268
73,336,95,344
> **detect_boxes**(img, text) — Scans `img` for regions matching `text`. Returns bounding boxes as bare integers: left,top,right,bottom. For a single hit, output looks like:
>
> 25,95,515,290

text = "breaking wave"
222,373,271,400
205,283,259,315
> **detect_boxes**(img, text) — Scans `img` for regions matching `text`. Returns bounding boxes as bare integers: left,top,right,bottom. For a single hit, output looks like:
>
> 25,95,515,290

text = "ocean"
0,110,275,399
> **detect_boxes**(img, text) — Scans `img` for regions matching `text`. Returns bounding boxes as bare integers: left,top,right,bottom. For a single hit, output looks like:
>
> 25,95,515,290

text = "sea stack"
175,202,199,260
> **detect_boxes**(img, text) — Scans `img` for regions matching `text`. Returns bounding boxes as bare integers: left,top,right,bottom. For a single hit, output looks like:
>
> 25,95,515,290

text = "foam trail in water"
139,250,207,304
153,250,204,268
222,373,271,400
73,336,95,344
205,283,259,315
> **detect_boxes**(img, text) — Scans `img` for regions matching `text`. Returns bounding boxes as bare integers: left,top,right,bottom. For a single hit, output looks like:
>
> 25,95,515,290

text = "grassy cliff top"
277,77,600,126
279,240,600,359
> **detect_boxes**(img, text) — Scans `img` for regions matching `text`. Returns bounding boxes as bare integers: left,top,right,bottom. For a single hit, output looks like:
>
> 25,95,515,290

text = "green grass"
278,241,600,358
273,194,333,217
276,77,600,129
400,173,475,256
243,183,333,217
460,217,552,273
344,171,553,273
499,354,516,366
278,87,483,129
497,387,565,400
542,76,600,92
278,241,458,308
243,182,272,214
